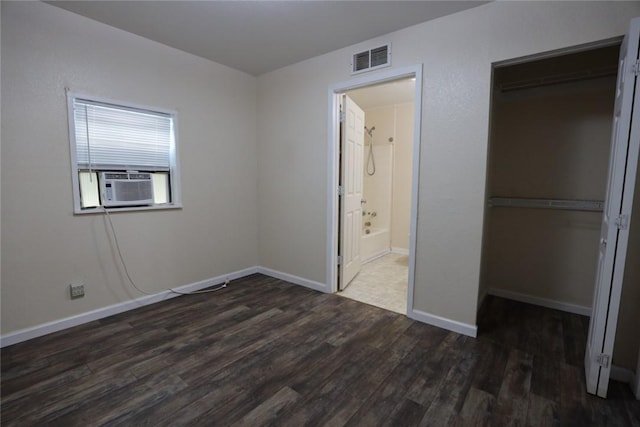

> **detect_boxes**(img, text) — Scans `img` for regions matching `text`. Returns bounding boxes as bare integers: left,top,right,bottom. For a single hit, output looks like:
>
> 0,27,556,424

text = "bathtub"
361,227,390,263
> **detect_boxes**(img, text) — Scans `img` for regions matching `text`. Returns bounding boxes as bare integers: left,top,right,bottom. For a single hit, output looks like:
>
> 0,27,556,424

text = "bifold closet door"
585,17,640,398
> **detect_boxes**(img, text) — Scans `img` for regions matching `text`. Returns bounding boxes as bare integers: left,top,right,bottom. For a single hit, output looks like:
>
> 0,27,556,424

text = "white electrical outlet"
70,283,85,299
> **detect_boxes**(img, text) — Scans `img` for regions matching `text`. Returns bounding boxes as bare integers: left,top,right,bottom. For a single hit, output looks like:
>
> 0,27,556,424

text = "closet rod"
488,197,604,212
498,67,617,92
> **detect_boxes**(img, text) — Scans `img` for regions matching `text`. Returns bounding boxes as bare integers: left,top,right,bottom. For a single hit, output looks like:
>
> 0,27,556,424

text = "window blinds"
73,98,173,170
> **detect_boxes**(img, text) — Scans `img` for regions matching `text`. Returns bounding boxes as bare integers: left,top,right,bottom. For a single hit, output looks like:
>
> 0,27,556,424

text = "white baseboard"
1,265,476,348
259,265,478,339
256,266,328,293
0,266,259,348
362,248,391,264
611,365,639,399
610,365,634,384
408,308,477,338
488,288,592,316
258,267,481,340
391,247,409,255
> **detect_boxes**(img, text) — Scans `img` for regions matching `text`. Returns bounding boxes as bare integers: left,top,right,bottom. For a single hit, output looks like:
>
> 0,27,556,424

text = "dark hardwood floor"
2,274,638,426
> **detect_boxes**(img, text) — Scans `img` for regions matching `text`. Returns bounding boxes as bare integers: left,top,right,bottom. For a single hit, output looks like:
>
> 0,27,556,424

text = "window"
67,93,181,213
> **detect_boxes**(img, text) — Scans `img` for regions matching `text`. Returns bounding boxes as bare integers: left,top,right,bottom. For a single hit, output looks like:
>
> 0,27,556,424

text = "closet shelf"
488,197,604,212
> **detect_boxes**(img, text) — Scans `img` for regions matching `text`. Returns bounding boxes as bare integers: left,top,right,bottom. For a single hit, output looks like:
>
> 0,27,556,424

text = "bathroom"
339,78,415,313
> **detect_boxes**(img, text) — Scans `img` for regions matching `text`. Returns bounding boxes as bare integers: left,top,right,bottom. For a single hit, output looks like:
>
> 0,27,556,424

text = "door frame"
326,64,423,315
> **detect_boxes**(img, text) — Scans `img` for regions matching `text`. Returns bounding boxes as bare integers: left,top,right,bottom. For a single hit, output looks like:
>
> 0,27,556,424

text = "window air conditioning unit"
100,172,154,207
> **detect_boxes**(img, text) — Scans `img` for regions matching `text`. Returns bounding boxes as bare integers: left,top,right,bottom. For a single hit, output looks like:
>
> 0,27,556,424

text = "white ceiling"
348,78,415,110
48,1,488,76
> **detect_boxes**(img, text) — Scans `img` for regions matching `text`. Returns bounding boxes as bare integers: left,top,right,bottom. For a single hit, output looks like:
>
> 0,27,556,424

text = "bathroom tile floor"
338,252,408,314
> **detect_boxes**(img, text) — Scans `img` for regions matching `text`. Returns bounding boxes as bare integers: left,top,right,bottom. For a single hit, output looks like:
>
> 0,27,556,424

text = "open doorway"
337,79,415,313
327,65,423,316
481,43,621,316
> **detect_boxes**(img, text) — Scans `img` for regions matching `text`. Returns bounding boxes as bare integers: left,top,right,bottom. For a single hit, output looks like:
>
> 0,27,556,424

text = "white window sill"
74,203,183,215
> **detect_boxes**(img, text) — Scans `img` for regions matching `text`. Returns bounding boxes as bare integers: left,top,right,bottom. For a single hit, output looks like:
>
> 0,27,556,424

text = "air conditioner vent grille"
114,180,153,202
104,172,128,180
351,43,391,75
370,46,389,67
353,51,370,72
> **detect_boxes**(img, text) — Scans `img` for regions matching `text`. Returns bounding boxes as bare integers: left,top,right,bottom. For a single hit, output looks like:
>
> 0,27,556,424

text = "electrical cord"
101,207,227,295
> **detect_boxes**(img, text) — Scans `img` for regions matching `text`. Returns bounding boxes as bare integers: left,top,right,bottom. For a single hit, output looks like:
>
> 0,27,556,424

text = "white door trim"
326,64,423,316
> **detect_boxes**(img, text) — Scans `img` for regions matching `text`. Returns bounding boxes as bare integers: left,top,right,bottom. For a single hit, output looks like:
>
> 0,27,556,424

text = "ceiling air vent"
351,43,391,75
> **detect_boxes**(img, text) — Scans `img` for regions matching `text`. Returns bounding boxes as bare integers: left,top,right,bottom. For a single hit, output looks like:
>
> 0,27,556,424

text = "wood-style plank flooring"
2,275,639,426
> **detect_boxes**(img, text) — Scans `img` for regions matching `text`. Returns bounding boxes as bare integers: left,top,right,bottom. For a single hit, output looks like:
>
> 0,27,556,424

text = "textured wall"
257,1,639,327
1,2,259,334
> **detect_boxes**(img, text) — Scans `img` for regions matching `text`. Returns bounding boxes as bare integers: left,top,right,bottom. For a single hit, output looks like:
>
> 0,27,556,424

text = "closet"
481,44,620,314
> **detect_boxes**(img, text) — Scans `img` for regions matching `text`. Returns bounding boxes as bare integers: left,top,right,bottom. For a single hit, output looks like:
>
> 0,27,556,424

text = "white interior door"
585,17,640,398
339,95,365,290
